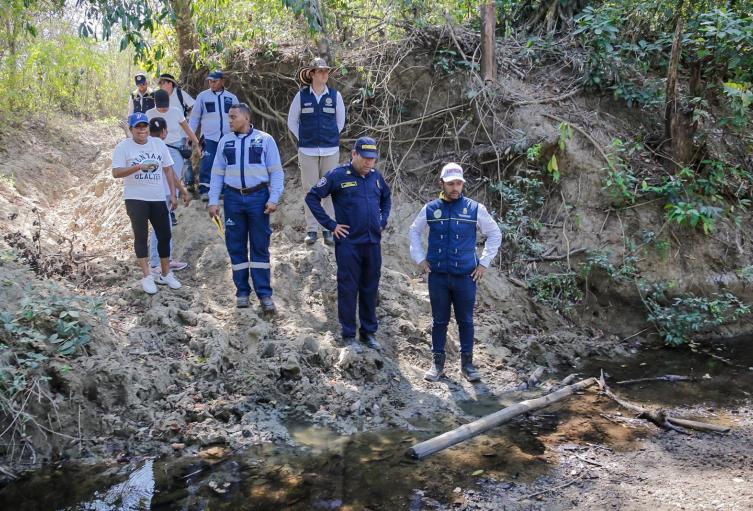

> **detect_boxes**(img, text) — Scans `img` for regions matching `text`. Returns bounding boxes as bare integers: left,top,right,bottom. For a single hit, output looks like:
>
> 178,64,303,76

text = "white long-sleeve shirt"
287,86,346,157
408,202,502,268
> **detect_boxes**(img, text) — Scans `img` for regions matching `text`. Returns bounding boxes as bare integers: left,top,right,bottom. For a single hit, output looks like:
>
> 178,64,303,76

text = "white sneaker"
156,271,182,290
142,275,158,294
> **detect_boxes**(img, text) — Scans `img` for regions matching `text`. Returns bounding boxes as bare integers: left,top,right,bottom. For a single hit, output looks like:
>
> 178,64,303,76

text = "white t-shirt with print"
112,137,174,202
145,106,186,145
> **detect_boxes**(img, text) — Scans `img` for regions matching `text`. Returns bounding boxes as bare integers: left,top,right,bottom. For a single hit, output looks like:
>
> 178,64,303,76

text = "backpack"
176,87,190,117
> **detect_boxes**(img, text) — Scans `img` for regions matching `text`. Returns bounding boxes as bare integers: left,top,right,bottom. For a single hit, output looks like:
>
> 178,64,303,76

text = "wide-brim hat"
297,57,335,85
158,73,179,86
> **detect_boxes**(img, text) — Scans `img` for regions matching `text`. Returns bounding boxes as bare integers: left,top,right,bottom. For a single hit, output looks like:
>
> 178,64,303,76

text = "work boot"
260,296,277,315
236,295,250,308
322,231,334,246
359,332,381,351
424,353,446,382
336,336,363,353
304,232,317,245
461,352,481,382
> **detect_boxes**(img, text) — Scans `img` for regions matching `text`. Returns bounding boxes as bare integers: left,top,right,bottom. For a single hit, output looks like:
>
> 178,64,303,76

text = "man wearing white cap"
287,57,346,246
408,163,502,382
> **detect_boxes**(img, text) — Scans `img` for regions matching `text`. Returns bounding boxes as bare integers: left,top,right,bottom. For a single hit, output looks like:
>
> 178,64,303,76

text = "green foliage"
433,49,479,74
664,201,721,234
736,265,753,283
1,292,105,357
643,283,751,346
583,250,638,282
603,139,639,207
721,82,753,131
491,171,546,261
526,143,542,161
528,267,584,312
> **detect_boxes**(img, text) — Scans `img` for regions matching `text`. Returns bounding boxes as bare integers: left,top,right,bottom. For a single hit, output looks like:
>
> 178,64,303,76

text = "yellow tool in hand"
211,215,225,241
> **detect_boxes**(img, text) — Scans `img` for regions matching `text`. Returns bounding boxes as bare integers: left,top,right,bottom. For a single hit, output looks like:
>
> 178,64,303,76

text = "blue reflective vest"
426,196,479,275
298,87,340,148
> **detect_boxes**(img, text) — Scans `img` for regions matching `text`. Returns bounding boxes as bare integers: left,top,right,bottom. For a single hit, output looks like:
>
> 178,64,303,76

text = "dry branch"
617,375,693,385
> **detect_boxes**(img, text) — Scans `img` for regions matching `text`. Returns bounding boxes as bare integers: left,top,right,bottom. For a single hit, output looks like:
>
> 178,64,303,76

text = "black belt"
225,183,268,195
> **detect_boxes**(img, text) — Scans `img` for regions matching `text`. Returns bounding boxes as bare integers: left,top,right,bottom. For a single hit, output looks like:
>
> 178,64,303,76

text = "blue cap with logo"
128,112,150,128
354,137,379,158
208,70,224,80
134,72,147,85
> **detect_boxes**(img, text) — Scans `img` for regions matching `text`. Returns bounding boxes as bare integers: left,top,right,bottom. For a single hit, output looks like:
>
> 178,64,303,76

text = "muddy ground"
0,113,752,509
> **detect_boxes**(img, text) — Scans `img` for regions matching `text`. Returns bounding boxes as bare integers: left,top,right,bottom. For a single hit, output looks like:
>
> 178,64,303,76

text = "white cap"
440,163,465,182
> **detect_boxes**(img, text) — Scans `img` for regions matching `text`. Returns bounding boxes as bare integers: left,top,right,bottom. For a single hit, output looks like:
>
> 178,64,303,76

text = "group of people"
113,58,502,382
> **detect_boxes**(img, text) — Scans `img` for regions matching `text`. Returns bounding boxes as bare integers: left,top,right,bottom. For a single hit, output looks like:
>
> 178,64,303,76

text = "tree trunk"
663,0,697,172
168,0,202,92
481,2,496,83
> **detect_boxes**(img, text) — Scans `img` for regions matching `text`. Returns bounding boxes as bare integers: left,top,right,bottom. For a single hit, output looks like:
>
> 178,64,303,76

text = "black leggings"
125,199,172,259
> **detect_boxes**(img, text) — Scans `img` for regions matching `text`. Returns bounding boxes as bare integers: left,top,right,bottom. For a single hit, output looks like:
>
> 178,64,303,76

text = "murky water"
4,340,752,510
3,419,551,511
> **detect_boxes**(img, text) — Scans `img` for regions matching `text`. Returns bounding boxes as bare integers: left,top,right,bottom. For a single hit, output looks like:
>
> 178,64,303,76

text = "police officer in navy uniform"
408,163,502,382
128,73,155,115
190,70,240,200
305,137,392,350
207,103,284,313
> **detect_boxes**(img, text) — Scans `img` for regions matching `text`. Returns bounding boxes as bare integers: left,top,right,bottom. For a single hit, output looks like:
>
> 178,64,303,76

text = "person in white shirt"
408,163,502,383
158,73,197,188
145,89,200,184
111,112,182,295
287,58,346,246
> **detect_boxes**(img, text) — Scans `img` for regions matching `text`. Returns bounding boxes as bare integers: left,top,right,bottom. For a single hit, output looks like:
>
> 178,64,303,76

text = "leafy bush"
643,283,751,346
528,267,584,312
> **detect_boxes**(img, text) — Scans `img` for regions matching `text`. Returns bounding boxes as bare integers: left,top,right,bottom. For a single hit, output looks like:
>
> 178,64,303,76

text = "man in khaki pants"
287,58,346,246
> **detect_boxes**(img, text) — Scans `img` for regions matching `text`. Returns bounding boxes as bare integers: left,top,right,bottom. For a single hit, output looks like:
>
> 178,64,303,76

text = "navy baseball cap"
128,112,149,127
208,70,224,80
134,73,147,85
354,137,379,158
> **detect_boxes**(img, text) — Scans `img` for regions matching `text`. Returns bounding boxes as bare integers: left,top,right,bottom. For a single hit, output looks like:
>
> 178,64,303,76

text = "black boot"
360,332,381,351
461,352,481,382
424,353,446,382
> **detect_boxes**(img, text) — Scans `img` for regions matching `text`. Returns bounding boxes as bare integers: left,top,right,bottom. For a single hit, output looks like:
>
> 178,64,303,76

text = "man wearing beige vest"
287,58,346,246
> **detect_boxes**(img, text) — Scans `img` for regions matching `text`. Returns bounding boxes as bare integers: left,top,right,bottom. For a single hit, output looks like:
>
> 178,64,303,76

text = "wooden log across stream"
407,377,598,460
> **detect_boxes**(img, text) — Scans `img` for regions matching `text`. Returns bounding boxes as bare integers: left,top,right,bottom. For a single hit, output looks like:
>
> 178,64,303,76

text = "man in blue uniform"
408,163,502,382
207,103,284,313
305,137,392,350
190,70,240,200
287,58,346,246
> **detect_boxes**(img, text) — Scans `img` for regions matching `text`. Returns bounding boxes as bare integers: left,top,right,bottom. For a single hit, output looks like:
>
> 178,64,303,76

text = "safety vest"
298,87,339,148
131,90,155,114
426,196,479,275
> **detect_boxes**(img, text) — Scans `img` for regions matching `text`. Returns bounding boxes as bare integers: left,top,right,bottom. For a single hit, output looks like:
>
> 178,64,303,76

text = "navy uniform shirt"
305,162,392,244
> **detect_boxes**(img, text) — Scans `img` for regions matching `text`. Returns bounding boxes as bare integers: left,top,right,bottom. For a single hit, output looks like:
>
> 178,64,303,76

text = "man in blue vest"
191,70,240,201
128,73,155,115
408,163,502,382
305,137,392,350
207,103,284,313
288,58,346,246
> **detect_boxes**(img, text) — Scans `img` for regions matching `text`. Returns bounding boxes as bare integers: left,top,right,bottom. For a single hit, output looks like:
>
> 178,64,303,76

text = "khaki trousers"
299,151,339,232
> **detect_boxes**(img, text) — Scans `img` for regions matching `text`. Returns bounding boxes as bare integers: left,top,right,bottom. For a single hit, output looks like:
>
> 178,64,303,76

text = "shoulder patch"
433,209,443,219
316,177,327,187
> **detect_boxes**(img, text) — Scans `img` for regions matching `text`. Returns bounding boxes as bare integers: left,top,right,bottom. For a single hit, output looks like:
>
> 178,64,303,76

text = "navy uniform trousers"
223,186,272,298
334,242,381,338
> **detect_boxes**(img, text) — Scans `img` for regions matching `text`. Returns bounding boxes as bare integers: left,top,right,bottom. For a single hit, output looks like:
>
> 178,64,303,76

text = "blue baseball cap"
208,70,224,80
128,112,149,128
354,137,379,158
134,73,147,85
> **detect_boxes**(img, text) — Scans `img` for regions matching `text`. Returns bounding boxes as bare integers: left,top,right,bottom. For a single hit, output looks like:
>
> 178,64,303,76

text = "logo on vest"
463,207,468,214
433,209,443,219
325,97,333,106
316,177,327,187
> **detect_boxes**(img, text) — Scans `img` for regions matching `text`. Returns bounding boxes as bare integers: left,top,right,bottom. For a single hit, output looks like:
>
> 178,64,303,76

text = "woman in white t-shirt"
112,112,183,295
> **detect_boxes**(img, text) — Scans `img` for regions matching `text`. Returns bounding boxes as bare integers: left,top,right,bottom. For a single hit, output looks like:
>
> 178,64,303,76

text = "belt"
225,183,268,195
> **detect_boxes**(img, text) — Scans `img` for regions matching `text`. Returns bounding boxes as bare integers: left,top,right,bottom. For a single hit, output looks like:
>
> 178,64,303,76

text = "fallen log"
407,377,598,460
617,374,693,385
597,371,729,434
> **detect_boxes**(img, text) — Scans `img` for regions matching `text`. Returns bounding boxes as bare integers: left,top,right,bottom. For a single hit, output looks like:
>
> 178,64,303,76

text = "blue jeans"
334,242,381,338
149,196,173,268
223,186,272,298
199,139,219,194
428,272,477,354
